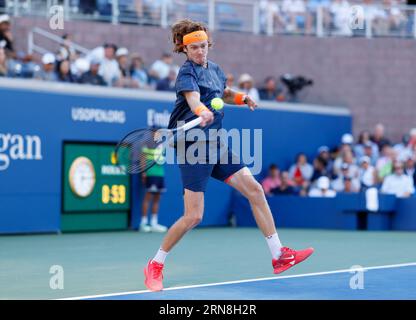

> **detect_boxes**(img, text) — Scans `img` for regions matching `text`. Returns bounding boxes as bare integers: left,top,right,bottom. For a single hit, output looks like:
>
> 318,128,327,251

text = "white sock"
141,216,148,225
266,233,283,259
151,214,158,226
152,248,168,264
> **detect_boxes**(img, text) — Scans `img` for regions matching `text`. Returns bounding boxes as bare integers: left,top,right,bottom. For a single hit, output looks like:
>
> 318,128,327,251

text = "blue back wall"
0,79,351,234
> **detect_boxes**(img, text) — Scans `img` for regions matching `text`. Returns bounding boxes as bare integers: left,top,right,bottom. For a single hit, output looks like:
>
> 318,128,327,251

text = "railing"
27,26,90,55
3,0,416,39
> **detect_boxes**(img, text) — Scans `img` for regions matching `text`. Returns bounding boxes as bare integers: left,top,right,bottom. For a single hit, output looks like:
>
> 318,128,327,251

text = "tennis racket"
113,116,203,174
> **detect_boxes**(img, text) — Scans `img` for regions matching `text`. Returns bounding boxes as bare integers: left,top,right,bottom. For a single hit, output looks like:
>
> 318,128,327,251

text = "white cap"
409,128,416,137
0,14,10,24
360,156,371,164
42,53,56,65
317,176,330,190
74,58,90,73
238,73,253,84
341,133,354,144
116,47,129,57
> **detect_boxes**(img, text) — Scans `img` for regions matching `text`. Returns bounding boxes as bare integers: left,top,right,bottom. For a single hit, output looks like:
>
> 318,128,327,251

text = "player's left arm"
222,87,258,111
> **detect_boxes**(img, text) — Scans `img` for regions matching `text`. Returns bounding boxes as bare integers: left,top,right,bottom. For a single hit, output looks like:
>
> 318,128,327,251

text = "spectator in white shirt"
330,0,353,36
332,163,361,193
238,73,260,102
98,43,121,86
148,52,178,87
381,161,415,198
309,176,336,197
359,156,377,189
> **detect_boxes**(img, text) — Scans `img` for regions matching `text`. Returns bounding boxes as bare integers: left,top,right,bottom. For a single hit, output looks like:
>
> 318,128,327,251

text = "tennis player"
144,19,314,291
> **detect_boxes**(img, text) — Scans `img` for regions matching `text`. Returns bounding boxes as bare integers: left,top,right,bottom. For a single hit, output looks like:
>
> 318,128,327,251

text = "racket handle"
182,117,202,131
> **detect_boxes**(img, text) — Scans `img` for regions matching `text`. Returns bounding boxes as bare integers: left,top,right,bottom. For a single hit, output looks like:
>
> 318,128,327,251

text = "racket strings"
115,129,163,174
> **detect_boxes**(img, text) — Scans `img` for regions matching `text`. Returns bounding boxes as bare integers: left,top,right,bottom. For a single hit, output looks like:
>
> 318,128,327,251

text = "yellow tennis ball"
211,97,224,110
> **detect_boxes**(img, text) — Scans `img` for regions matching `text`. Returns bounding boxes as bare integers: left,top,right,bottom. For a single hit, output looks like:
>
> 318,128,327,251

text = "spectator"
20,54,39,79
72,57,90,81
309,176,336,197
289,153,314,187
310,156,328,183
316,145,334,176
261,164,281,196
0,14,14,57
361,141,378,166
258,76,283,101
371,123,391,152
156,67,177,92
273,171,296,195
307,0,331,33
329,0,353,36
333,134,354,175
115,47,137,88
130,54,149,88
333,148,358,178
394,133,412,162
359,156,377,189
259,0,285,34
226,73,239,91
404,155,416,186
79,58,106,86
148,52,177,86
332,163,360,192
376,144,395,182
98,43,121,86
56,60,75,83
0,47,6,76
281,0,309,33
354,130,379,162
34,53,58,82
381,161,415,197
238,73,260,102
57,34,77,62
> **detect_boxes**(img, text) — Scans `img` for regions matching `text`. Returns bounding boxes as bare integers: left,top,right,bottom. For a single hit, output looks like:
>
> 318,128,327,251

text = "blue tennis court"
65,263,416,300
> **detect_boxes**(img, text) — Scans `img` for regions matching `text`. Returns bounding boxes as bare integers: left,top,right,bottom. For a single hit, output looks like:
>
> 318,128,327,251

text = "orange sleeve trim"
194,105,209,116
234,92,246,105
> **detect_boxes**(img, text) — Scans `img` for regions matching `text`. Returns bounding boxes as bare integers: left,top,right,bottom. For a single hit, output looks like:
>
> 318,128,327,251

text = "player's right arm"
183,91,214,127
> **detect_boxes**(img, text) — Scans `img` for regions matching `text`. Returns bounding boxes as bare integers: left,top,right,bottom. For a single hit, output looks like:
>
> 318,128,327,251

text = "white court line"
59,262,416,300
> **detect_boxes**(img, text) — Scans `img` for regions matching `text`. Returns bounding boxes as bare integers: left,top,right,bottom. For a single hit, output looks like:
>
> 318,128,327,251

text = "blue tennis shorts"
178,139,245,193
145,176,166,193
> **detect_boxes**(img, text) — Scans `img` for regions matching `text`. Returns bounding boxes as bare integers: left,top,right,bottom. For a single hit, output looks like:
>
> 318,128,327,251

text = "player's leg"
227,167,277,236
140,192,152,232
226,167,314,274
160,189,204,251
144,141,212,291
144,189,204,291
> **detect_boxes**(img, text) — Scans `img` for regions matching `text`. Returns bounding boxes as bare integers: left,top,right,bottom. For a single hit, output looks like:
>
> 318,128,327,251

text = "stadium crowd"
0,14,290,100
261,123,416,198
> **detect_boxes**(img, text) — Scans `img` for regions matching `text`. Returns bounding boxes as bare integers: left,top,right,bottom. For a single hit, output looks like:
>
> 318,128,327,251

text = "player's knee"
247,181,265,202
183,214,203,228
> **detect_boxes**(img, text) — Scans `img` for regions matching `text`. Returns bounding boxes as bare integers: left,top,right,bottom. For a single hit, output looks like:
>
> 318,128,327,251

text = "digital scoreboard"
62,143,130,231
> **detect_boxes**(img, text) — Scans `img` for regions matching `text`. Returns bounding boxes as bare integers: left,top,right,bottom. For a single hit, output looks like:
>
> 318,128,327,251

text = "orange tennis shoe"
272,247,314,274
144,260,164,291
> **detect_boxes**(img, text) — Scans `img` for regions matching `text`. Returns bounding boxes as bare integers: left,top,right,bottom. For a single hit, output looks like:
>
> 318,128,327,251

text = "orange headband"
183,30,208,46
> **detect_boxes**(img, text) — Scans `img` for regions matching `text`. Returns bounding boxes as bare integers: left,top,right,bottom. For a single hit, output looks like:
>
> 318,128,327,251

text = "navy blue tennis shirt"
168,59,227,136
